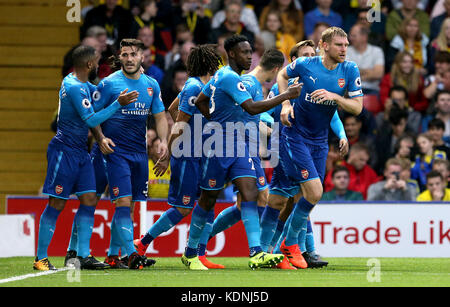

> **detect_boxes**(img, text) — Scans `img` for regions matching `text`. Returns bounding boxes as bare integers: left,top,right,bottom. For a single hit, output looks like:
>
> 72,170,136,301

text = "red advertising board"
6,197,248,257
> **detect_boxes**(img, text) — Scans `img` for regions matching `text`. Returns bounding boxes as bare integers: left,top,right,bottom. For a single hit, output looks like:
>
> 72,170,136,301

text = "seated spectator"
137,26,165,70
321,165,364,201
342,3,387,48
260,10,296,59
211,0,260,35
209,0,255,46
430,17,450,56
304,0,342,39
380,51,429,113
165,25,195,68
422,90,450,142
367,158,418,201
259,0,304,42
347,23,385,96
416,170,450,201
143,48,164,84
385,0,430,41
376,85,422,134
310,22,330,50
172,0,212,45
433,159,450,189
148,137,171,199
394,134,416,161
388,16,429,74
216,33,231,66
430,0,450,41
324,142,381,199
375,106,410,174
161,65,188,110
399,156,421,194
411,133,447,190
80,0,134,47
342,112,377,168
131,0,158,38
424,51,450,98
428,118,450,156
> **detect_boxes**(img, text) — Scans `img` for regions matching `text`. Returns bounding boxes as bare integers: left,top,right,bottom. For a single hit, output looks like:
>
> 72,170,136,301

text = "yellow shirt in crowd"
148,159,171,199
416,189,450,202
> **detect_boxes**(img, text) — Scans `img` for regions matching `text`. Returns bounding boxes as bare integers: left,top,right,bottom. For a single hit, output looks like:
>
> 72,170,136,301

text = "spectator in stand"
342,0,387,48
411,133,447,190
367,158,418,201
380,51,429,113
428,118,450,156
80,0,134,47
304,0,342,39
375,106,411,174
321,165,364,201
324,142,381,199
310,22,330,49
161,65,188,110
385,0,430,41
394,134,416,161
143,48,164,84
260,10,296,59
131,0,158,38
399,155,421,193
209,0,255,45
429,17,450,65
430,0,450,41
211,0,260,35
432,158,450,187
416,170,450,201
376,85,422,134
216,32,231,66
347,23,385,96
137,26,165,70
342,112,377,168
259,0,304,42
148,137,171,199
164,24,194,71
172,0,212,45
422,90,450,143
388,17,429,74
424,51,450,97
325,139,344,175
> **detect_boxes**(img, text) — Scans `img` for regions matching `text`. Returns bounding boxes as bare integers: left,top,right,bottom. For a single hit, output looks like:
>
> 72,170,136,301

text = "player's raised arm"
168,97,180,122
240,82,303,115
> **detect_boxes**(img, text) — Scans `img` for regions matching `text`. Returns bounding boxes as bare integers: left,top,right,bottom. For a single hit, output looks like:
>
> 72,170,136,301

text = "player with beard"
180,35,302,270
273,27,363,268
34,45,138,271
92,39,169,269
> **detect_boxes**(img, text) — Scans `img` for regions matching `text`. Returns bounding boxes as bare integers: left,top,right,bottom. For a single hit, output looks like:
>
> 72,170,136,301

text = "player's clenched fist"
118,88,139,106
285,82,303,100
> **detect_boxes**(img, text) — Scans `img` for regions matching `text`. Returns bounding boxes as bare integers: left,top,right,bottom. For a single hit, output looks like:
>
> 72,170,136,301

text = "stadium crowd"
56,0,450,202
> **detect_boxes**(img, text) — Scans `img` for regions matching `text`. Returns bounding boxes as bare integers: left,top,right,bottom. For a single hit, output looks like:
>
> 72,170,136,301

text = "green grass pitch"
0,257,449,287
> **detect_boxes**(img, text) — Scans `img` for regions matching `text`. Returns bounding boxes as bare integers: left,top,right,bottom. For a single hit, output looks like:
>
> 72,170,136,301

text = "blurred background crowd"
55,0,450,202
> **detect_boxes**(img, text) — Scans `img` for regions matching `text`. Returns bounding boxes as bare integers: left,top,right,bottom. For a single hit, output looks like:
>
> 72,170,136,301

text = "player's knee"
268,195,286,211
240,186,258,203
80,193,97,207
177,207,192,217
304,187,323,204
49,197,66,211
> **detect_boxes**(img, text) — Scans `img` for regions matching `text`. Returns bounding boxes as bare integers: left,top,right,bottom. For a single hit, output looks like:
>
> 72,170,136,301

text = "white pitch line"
0,267,69,285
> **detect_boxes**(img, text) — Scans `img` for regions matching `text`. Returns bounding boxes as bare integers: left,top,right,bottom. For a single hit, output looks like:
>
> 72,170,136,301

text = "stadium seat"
363,94,382,115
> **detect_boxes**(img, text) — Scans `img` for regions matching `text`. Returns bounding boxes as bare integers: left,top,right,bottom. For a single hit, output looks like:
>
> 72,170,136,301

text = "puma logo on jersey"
309,76,318,84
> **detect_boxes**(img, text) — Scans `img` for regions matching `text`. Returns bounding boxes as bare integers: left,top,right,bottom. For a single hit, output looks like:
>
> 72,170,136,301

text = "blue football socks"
36,205,61,260
185,204,210,257
240,201,262,256
113,206,136,256
259,206,281,252
141,207,184,246
285,197,315,246
74,204,95,258
209,204,241,239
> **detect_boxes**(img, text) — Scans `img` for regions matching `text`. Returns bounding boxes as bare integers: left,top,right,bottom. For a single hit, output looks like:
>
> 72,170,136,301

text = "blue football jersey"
177,76,206,158
202,66,252,152
53,73,98,151
285,56,363,143
94,71,165,154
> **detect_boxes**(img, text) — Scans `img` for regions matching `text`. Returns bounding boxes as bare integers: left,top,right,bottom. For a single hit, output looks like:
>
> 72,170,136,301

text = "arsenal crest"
259,176,265,186
147,87,153,96
113,187,120,197
338,78,345,88
209,179,216,188
183,195,191,205
55,185,63,195
301,169,309,179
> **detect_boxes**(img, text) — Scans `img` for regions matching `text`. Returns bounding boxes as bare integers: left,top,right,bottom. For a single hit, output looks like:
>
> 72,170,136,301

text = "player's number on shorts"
209,84,216,114
248,158,255,170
